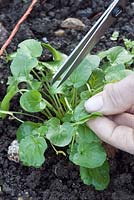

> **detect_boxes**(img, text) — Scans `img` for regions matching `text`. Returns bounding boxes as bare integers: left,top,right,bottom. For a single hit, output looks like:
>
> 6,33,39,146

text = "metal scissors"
51,0,126,87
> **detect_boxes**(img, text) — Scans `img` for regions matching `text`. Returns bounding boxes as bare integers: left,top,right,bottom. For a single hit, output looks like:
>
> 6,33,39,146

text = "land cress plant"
0,39,134,190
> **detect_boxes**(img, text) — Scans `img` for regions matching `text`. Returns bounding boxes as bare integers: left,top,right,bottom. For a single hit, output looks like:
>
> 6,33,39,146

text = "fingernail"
85,95,103,112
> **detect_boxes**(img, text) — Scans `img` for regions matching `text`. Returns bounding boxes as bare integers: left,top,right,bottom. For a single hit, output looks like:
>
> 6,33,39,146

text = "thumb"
85,74,134,115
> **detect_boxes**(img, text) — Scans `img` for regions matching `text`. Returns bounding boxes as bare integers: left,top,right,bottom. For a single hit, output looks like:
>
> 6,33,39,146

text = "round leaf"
78,125,99,143
19,135,47,167
73,101,88,122
46,118,73,147
80,160,110,190
18,39,43,57
66,55,100,88
11,54,38,78
20,90,46,112
17,121,41,142
70,142,106,168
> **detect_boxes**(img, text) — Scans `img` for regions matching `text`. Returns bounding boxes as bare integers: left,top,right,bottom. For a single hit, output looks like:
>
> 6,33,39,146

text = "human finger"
85,74,134,115
87,117,134,154
112,113,134,129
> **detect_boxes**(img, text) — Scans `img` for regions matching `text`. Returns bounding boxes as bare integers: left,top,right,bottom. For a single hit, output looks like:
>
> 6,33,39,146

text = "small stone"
42,37,49,43
18,197,23,200
61,18,85,30
48,11,55,17
55,29,65,37
8,140,19,163
131,2,134,10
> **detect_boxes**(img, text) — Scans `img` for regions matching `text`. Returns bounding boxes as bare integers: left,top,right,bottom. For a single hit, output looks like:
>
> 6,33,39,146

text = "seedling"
0,39,133,190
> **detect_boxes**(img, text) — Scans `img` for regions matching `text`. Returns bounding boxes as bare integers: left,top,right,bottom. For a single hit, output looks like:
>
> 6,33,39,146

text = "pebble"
18,197,24,200
8,140,19,163
54,29,65,37
131,2,134,10
61,18,85,30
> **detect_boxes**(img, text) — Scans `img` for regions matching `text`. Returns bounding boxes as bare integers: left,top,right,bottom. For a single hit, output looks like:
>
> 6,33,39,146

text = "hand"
85,74,134,154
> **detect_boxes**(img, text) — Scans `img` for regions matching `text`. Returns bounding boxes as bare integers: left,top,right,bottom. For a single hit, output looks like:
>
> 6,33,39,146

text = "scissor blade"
52,0,126,86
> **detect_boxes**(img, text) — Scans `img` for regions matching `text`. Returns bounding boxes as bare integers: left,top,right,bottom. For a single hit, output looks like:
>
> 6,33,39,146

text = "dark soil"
0,0,134,199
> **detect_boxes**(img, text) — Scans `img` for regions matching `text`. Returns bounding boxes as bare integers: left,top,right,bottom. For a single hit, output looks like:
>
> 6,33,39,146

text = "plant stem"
51,144,66,156
45,107,53,118
42,99,62,119
32,69,42,82
55,94,64,116
91,85,104,96
64,97,72,112
71,87,77,108
0,110,24,123
12,111,44,121
41,110,50,119
71,133,76,152
86,83,91,92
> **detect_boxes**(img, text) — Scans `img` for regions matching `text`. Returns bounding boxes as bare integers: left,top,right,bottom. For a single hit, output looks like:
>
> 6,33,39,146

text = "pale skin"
85,74,134,154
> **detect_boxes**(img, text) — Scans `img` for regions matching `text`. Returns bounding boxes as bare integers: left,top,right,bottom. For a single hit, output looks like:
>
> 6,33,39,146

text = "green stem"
12,111,44,121
71,88,77,108
12,115,24,123
86,83,91,92
43,79,64,116
32,69,42,82
51,143,66,156
41,110,50,119
55,94,64,116
42,99,62,119
71,133,76,152
0,110,24,123
42,90,56,106
45,107,53,118
91,85,104,96
64,97,72,112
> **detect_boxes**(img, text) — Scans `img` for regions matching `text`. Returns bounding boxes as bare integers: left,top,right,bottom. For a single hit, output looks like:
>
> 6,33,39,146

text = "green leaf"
80,160,110,190
70,142,106,168
32,126,48,137
89,68,105,89
41,43,62,61
66,55,100,88
18,39,43,57
110,31,119,41
99,46,133,65
0,85,18,118
73,112,102,125
20,90,46,112
78,125,99,143
42,53,68,74
80,90,91,100
73,101,88,122
104,63,125,74
105,70,133,83
27,79,41,90
17,121,42,142
11,54,38,79
46,118,73,147
49,81,64,95
62,111,73,122
19,135,47,167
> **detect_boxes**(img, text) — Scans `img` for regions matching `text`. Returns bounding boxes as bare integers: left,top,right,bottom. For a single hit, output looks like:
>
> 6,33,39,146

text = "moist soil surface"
0,0,134,199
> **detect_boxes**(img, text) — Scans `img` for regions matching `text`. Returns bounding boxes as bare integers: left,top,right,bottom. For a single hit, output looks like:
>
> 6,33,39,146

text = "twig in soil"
0,0,38,57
